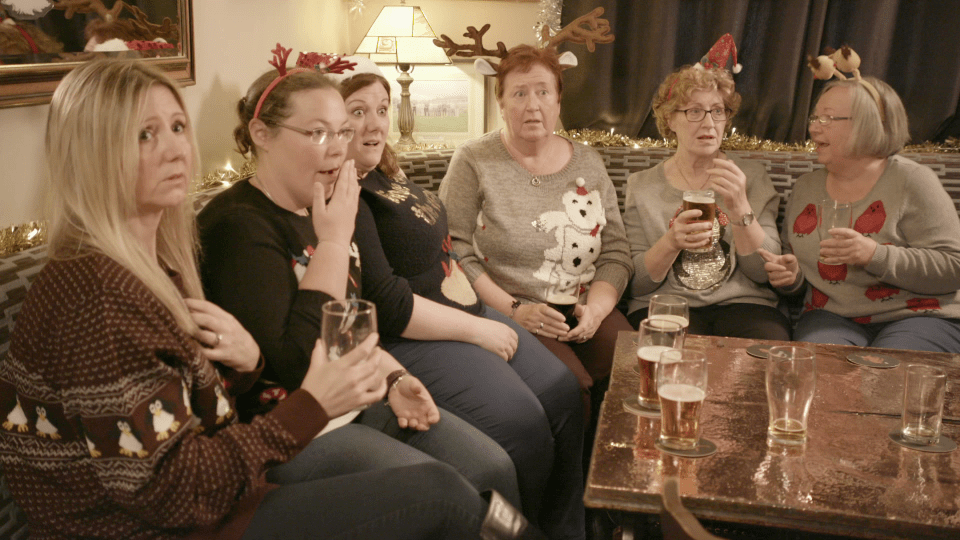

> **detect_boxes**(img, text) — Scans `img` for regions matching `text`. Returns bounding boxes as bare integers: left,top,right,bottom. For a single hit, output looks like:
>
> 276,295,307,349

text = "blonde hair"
652,65,741,140
819,77,909,158
45,59,204,335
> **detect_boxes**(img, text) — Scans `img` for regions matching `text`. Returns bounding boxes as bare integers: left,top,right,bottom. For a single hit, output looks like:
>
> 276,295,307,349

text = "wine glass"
321,299,377,361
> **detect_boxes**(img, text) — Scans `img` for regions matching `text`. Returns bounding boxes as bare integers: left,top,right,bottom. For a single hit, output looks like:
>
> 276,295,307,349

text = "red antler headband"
807,45,886,123
253,44,358,120
667,33,742,100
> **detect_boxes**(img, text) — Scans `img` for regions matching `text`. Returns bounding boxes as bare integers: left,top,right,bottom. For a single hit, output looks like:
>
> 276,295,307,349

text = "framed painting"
378,63,486,147
0,0,194,108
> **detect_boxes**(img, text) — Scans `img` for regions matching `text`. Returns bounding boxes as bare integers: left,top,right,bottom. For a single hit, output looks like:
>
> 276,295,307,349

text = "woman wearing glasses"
622,65,791,340
760,76,960,351
196,62,528,516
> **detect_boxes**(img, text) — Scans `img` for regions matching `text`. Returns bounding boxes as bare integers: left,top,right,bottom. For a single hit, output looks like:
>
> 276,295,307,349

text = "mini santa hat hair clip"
667,33,742,99
253,44,359,120
696,33,742,73
432,7,614,77
807,45,885,122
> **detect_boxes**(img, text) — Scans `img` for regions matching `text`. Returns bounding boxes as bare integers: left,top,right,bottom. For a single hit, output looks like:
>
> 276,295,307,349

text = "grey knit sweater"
439,131,632,305
783,155,960,323
622,157,781,316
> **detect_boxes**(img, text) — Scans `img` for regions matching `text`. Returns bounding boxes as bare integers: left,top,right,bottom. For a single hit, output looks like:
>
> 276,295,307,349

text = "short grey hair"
818,76,909,158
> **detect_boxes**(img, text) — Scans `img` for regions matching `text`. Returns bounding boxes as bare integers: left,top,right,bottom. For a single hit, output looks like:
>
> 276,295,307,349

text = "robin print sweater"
439,131,632,305
0,253,327,539
782,155,960,323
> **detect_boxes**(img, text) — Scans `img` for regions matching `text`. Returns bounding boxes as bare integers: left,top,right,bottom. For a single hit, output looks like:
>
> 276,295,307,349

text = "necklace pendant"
531,177,541,187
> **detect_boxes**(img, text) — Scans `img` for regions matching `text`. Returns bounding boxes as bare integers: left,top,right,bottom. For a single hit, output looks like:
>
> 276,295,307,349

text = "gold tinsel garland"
2,134,958,257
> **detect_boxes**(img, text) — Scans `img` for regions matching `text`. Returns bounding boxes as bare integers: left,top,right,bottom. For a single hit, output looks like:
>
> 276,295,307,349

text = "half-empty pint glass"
657,349,708,450
901,364,946,445
636,318,684,410
765,346,816,445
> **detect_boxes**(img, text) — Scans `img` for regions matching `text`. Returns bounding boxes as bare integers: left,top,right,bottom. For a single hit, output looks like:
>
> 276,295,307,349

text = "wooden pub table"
585,332,960,539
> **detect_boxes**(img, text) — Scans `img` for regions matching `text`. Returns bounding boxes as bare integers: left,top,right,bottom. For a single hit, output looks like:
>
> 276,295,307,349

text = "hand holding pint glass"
765,346,816,446
683,190,716,253
658,349,708,451
636,318,684,410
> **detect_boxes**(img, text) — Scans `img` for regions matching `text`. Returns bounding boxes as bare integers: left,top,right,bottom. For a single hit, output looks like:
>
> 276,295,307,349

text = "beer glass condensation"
765,346,816,445
636,318,684,410
657,349,708,450
683,190,716,253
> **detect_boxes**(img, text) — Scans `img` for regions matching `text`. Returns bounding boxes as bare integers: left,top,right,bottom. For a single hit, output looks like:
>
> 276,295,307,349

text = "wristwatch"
734,211,755,227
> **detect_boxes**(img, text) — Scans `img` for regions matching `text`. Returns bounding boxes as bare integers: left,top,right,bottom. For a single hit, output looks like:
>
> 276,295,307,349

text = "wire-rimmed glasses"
275,123,356,145
807,115,852,126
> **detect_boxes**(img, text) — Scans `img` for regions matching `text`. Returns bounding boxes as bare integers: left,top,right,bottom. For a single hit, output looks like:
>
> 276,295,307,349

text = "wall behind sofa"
0,0,537,229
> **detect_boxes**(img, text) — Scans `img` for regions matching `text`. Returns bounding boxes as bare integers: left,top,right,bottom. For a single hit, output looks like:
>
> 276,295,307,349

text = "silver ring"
539,322,544,329
535,328,540,335
213,333,222,347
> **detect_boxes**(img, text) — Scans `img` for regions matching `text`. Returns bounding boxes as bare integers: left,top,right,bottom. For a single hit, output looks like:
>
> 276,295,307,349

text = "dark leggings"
243,462,487,540
628,302,792,341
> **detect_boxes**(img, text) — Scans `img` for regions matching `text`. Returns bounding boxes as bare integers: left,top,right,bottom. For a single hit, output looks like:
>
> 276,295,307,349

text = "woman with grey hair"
760,75,960,351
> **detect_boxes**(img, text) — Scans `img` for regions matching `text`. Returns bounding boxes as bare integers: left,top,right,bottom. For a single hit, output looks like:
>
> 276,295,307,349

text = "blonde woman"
0,59,530,540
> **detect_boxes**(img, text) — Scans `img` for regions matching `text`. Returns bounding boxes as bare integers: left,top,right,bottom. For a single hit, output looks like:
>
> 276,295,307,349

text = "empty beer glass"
765,346,816,446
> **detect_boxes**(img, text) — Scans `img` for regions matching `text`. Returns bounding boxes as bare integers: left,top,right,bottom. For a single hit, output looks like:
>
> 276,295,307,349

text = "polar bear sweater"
783,155,960,323
440,131,632,305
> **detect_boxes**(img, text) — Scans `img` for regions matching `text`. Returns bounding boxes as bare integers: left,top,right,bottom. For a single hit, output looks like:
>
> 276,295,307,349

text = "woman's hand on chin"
312,159,359,247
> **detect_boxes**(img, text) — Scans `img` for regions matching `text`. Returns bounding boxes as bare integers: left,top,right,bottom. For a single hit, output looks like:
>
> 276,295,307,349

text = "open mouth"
319,168,339,175
363,140,381,148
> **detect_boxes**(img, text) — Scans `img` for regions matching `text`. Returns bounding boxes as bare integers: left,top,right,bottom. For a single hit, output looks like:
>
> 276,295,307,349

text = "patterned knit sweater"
622,157,781,315
439,131,632,305
783,155,960,322
0,253,328,539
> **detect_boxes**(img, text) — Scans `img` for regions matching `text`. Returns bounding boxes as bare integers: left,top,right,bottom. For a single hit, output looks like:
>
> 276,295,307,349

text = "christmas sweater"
439,131,632,305
0,253,327,540
623,157,781,314
198,179,363,422
356,168,481,342
783,155,960,323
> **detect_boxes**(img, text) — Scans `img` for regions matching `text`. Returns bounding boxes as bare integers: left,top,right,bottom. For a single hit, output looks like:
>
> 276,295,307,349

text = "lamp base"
396,63,416,152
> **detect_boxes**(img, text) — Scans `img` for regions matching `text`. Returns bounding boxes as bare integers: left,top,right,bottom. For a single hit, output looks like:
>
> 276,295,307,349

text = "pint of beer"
636,318,684,410
657,349,708,450
682,190,716,223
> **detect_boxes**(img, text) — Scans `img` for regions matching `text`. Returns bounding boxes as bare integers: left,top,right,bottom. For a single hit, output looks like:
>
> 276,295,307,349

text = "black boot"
480,491,547,540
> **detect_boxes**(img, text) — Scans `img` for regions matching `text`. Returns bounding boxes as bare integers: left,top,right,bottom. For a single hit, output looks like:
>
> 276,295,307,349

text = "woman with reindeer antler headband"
439,8,631,479
197,46,545,539
622,34,792,341
326,54,582,540
0,58,530,540
759,46,960,352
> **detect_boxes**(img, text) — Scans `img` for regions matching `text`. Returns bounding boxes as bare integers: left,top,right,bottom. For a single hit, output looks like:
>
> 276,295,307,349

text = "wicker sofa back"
1,147,958,538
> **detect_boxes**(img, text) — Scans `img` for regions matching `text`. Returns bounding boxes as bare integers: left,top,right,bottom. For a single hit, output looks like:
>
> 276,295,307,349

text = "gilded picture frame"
0,0,194,108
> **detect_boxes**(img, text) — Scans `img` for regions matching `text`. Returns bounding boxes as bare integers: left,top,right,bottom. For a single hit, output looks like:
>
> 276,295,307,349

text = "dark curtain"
559,0,960,143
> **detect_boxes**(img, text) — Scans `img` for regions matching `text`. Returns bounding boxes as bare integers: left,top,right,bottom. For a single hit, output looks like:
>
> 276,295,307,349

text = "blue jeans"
386,306,584,540
266,402,520,509
795,310,960,352
245,461,487,539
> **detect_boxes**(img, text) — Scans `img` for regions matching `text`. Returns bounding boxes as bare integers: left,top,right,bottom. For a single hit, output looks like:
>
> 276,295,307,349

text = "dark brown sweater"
0,253,328,539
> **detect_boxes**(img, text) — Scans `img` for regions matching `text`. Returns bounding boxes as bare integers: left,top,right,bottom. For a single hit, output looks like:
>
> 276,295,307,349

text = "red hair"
495,45,564,100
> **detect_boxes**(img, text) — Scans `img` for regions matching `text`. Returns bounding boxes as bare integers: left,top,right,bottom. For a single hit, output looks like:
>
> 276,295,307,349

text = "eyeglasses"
275,123,356,145
677,107,730,122
808,115,852,126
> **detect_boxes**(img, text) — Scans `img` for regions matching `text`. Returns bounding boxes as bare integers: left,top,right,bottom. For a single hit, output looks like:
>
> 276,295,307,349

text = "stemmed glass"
321,299,377,361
